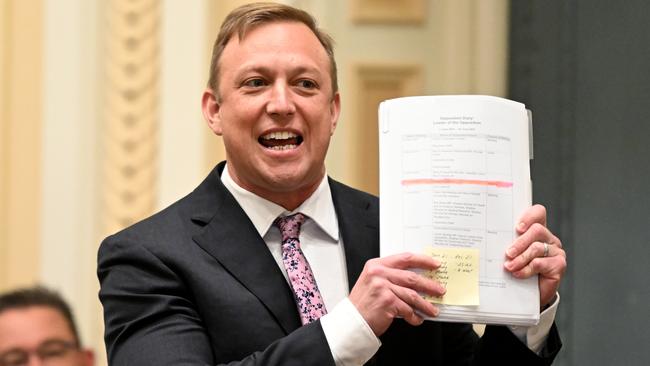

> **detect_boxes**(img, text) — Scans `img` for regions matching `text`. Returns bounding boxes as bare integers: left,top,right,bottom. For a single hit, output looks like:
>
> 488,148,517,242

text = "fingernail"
517,222,526,231
506,247,515,257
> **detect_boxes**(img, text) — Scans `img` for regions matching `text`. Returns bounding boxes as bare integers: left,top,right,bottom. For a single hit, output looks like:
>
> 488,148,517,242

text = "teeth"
262,131,298,140
268,144,297,150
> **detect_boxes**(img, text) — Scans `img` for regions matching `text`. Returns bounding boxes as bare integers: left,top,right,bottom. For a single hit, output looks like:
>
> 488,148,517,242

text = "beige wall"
0,0,507,362
0,0,43,290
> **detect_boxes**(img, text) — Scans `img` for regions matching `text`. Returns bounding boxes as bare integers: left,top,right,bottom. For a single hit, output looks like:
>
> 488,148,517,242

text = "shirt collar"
220,163,339,241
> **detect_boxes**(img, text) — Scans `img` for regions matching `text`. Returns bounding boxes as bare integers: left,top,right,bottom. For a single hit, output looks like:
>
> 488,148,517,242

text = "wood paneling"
351,64,422,195
350,0,426,24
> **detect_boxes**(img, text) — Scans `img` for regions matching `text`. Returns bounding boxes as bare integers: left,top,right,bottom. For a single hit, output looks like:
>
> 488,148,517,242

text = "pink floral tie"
274,213,327,324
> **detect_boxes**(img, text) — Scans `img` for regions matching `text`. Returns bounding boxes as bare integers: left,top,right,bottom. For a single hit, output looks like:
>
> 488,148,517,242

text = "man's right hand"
348,253,445,336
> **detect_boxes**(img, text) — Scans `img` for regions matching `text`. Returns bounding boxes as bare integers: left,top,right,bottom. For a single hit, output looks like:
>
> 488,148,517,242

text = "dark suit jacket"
98,161,561,365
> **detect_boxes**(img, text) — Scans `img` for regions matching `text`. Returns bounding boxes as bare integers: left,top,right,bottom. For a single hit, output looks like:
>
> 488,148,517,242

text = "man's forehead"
218,21,331,80
223,21,325,57
0,306,75,344
229,20,316,44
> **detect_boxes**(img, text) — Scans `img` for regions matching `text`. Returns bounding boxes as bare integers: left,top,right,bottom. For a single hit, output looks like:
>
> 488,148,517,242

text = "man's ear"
202,89,223,136
329,92,341,135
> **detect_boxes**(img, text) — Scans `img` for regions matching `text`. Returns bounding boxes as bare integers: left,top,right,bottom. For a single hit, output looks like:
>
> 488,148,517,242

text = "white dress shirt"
220,164,558,366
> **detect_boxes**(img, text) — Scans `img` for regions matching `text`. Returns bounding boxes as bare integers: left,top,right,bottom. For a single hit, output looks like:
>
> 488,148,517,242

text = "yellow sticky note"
423,247,480,306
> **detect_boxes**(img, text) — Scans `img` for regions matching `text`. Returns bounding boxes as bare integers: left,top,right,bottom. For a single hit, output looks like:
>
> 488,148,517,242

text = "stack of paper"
379,95,539,326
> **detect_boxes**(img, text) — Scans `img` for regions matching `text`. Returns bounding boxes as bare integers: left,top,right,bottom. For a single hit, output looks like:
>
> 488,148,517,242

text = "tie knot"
274,213,306,242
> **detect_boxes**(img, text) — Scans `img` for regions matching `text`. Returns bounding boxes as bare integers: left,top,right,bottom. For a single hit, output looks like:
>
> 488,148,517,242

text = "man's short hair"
0,286,81,346
207,2,338,97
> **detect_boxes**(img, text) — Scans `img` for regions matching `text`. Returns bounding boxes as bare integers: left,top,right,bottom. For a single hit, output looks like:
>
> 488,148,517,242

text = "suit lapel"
329,179,379,291
191,163,301,334
188,165,379,334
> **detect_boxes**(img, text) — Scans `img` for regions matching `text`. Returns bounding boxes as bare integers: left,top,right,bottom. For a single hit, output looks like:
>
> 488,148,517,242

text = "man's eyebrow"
235,65,323,76
291,65,323,76
236,65,273,75
0,346,23,355
39,337,77,346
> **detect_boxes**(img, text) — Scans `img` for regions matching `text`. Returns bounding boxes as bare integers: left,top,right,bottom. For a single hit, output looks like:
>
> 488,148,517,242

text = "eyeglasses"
0,340,78,366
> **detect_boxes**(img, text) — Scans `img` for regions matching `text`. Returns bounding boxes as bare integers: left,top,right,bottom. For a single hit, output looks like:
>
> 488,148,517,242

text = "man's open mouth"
258,131,303,150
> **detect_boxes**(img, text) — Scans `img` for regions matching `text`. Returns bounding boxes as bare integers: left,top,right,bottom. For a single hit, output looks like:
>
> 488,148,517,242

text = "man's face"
0,306,93,366
203,21,340,209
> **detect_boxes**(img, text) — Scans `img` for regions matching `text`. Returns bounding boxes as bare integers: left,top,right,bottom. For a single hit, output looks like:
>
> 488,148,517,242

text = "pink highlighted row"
401,178,513,188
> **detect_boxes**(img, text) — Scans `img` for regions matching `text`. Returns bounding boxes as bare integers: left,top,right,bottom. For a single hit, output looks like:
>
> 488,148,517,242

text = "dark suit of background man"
98,3,566,365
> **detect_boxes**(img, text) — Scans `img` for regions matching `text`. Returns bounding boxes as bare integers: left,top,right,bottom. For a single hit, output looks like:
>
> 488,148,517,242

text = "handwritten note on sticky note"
423,247,480,306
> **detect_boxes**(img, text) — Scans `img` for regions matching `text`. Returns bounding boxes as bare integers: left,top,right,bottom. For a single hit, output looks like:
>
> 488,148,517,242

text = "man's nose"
266,83,296,117
26,354,44,366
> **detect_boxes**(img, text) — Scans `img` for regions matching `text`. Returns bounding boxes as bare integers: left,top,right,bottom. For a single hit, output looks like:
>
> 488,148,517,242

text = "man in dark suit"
98,3,566,365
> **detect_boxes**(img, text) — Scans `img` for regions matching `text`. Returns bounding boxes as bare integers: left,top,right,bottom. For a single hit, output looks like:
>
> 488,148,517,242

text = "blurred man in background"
0,286,94,366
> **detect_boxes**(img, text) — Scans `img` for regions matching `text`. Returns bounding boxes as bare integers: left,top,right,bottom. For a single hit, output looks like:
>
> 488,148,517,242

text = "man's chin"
263,173,313,192
257,169,323,194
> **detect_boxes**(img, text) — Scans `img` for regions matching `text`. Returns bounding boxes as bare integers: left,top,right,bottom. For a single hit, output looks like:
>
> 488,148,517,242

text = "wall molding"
349,63,423,194
102,0,161,234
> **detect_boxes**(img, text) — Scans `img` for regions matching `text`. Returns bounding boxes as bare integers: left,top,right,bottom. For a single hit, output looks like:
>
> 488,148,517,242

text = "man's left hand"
504,204,567,308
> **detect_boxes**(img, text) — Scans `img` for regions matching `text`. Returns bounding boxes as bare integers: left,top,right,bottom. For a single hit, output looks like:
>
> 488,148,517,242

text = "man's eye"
36,340,77,360
0,351,28,366
243,78,266,87
297,79,317,89
38,346,68,358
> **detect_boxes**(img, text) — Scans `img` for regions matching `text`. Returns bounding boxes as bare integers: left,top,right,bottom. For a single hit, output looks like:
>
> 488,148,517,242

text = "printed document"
379,95,539,326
